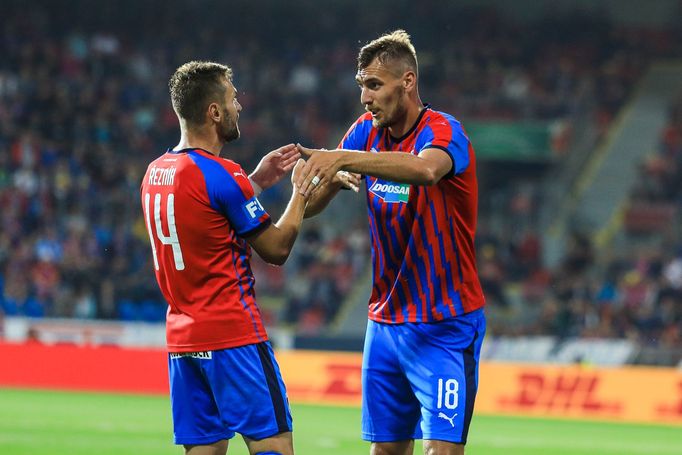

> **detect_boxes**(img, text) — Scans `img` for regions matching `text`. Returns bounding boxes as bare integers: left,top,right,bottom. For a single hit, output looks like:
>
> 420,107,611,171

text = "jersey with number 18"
140,148,271,352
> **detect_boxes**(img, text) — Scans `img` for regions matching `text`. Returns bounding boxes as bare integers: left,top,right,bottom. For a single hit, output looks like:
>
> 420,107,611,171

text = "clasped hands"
293,144,360,197
249,143,360,198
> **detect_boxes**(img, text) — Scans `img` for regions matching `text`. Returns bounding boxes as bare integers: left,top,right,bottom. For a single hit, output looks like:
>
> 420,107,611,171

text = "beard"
219,108,240,143
371,88,406,129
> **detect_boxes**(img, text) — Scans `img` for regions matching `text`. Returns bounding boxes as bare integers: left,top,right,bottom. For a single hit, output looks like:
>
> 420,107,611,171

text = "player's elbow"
418,166,440,186
262,240,295,266
261,248,291,266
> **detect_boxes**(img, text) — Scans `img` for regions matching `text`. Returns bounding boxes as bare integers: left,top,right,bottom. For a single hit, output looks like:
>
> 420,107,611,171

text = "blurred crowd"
480,94,682,351
1,0,681,341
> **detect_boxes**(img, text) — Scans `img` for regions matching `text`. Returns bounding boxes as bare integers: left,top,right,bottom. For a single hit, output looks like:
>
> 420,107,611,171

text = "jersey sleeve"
189,153,271,237
417,116,471,177
338,114,373,150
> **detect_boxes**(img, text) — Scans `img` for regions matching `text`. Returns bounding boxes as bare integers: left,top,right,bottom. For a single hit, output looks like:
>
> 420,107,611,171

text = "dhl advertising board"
1,342,681,426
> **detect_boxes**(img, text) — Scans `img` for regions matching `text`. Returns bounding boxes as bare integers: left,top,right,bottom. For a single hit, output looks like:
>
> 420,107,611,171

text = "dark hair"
358,29,418,75
169,61,232,125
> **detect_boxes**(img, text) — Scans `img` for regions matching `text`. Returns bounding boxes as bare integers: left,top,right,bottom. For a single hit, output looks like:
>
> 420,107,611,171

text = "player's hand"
334,171,361,193
291,158,310,198
296,144,344,197
249,144,300,191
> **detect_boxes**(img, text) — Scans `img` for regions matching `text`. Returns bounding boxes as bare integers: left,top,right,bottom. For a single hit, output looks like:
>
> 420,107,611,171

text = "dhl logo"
497,372,622,414
657,381,682,417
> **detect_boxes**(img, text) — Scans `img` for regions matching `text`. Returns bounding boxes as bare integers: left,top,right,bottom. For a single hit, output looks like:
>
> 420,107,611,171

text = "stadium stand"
1,0,682,361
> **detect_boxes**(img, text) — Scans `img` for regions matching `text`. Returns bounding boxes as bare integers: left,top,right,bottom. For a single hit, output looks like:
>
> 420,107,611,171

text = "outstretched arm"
246,159,309,265
249,144,300,194
295,144,452,197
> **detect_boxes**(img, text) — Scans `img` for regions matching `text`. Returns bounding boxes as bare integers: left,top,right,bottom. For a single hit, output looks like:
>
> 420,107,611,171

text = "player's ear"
208,102,221,122
403,71,417,91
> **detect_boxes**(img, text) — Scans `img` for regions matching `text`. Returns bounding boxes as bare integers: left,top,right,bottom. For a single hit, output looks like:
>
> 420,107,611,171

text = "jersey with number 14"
140,148,271,352
339,107,485,323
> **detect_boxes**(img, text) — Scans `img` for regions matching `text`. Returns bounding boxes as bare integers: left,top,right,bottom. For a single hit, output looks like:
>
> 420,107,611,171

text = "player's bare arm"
246,159,309,265
248,143,300,194
296,144,452,197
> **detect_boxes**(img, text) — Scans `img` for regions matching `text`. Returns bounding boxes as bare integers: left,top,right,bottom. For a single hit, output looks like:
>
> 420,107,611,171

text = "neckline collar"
387,104,430,144
167,147,214,155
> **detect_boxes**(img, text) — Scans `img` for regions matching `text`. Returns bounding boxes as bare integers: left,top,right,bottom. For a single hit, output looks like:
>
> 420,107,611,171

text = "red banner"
2,342,681,425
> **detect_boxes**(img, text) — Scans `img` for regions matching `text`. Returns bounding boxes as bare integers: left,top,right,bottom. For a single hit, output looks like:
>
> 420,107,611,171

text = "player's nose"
360,87,373,106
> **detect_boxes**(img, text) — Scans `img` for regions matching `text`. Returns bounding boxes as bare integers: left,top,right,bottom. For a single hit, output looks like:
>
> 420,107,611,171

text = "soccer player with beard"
141,61,308,455
296,31,486,455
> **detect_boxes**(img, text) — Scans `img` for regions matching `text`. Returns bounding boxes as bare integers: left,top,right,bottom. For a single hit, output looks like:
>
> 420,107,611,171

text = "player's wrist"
248,177,263,196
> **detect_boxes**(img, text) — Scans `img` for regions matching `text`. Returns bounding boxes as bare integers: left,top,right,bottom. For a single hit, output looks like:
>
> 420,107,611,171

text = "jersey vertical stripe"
339,108,485,323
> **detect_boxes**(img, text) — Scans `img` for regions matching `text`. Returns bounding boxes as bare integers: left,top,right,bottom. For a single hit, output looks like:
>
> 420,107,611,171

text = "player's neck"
175,127,223,156
388,98,425,140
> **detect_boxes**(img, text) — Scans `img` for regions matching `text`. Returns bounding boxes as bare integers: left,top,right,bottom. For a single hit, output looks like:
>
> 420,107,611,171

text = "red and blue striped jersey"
339,107,485,323
140,148,271,352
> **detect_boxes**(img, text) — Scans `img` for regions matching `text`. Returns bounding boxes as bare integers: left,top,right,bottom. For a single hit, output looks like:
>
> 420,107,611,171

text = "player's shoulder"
424,108,467,137
184,149,243,174
346,112,374,135
356,111,374,124
211,155,244,174
425,108,460,127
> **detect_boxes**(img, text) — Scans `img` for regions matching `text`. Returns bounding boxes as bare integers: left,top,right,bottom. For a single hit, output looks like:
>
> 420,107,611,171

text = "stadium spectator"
0,0,681,358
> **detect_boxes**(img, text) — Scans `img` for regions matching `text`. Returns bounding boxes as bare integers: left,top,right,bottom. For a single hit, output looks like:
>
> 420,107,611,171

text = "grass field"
1,388,681,454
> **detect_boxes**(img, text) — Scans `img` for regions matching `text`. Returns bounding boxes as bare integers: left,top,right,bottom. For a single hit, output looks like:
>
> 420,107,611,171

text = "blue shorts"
361,309,486,444
168,342,292,445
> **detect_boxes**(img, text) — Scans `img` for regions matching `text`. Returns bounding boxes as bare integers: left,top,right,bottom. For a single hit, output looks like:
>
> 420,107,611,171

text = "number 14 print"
144,192,185,271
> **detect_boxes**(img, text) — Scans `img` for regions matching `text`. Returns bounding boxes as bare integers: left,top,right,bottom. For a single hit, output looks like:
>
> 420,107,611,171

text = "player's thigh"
169,353,234,446
401,310,485,444
362,320,422,442
242,431,293,455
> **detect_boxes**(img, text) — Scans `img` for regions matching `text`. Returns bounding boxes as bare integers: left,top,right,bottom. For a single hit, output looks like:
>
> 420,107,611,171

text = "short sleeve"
416,116,471,177
338,114,373,150
189,153,271,237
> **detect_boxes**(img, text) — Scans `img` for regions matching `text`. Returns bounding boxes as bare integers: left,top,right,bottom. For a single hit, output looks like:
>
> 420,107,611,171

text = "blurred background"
1,1,682,453
0,0,682,455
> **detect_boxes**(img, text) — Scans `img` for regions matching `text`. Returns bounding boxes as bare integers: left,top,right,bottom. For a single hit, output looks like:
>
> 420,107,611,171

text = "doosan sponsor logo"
370,180,410,203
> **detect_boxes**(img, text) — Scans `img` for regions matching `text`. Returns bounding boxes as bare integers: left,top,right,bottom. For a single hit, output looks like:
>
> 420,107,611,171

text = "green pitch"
1,388,681,454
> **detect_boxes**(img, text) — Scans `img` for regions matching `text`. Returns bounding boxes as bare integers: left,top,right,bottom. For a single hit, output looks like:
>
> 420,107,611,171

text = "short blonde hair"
358,29,418,75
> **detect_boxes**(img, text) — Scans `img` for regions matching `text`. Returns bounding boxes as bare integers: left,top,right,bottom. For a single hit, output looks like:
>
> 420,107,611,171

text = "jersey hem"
243,427,293,441
367,304,485,324
174,431,234,445
167,336,269,353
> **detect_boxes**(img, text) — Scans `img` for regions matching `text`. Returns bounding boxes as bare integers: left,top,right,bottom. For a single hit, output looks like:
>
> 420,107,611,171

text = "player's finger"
338,172,359,192
296,143,316,158
280,145,299,159
281,160,297,173
272,143,295,157
303,171,323,197
296,163,313,193
281,151,301,167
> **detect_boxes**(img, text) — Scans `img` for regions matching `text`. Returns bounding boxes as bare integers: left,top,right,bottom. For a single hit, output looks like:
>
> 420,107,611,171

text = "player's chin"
372,118,388,129
224,129,240,142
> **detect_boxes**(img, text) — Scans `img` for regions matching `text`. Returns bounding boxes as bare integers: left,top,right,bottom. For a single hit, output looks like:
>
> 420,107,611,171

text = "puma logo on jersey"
438,412,457,427
233,170,247,179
